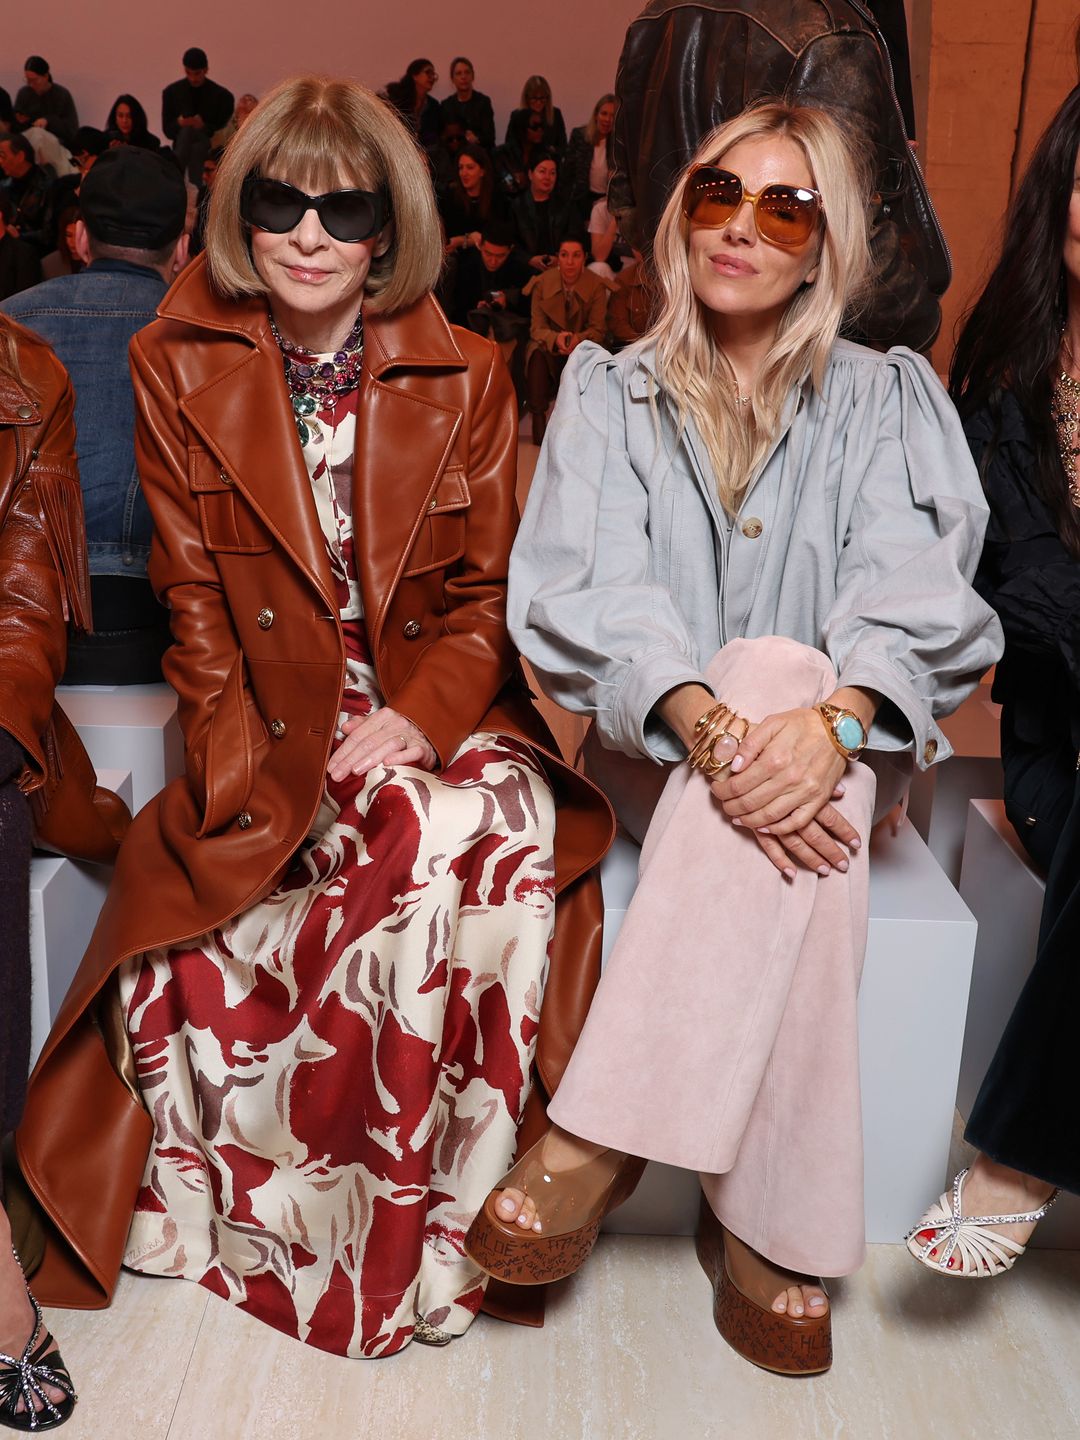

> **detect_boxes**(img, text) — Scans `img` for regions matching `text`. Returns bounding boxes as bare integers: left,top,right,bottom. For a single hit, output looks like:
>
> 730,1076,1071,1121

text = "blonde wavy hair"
645,102,872,515
206,74,443,314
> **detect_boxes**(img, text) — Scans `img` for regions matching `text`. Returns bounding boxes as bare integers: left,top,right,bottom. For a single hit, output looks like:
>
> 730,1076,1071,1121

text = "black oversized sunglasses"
240,175,390,243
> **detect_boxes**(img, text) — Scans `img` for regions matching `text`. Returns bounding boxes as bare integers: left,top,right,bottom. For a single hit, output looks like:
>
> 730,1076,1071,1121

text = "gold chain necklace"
1051,335,1080,510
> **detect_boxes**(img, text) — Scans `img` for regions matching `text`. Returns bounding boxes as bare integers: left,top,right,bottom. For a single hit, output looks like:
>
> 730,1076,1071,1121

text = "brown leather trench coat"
15,257,614,1313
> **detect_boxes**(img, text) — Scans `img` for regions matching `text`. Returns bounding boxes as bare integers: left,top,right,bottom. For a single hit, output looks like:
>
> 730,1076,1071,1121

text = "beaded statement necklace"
1051,335,1080,510
270,310,364,446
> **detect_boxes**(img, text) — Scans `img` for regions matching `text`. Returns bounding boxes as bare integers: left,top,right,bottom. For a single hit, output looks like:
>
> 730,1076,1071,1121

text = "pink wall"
6,3,643,143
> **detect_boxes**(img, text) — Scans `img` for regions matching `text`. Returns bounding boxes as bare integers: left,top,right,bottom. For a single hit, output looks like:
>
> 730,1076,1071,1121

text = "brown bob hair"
205,74,443,313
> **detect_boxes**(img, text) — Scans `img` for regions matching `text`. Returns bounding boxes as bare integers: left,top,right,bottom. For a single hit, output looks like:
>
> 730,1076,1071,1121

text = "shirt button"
403,620,422,639
270,718,286,738
741,517,763,539
15,404,33,420
923,739,938,764
257,607,274,630
237,810,252,829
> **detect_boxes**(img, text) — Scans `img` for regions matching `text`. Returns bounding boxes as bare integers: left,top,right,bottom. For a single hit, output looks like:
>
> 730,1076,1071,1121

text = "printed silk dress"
119,376,557,1358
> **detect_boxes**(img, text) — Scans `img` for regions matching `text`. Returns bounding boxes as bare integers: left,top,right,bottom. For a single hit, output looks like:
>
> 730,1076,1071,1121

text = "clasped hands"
327,706,437,783
708,706,860,879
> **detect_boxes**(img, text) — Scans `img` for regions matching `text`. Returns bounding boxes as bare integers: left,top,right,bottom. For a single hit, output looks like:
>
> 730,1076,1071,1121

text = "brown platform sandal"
695,1196,832,1376
465,1136,646,1285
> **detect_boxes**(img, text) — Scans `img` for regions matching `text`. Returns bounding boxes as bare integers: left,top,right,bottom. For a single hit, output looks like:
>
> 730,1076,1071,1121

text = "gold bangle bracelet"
687,701,748,779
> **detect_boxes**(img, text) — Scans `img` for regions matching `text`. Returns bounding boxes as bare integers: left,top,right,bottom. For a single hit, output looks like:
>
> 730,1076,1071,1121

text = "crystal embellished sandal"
905,1168,1059,1277
464,1134,646,1286
0,1252,77,1432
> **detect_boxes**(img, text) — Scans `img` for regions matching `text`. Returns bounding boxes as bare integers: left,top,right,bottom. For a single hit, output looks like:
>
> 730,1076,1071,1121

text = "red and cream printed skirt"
118,625,556,1358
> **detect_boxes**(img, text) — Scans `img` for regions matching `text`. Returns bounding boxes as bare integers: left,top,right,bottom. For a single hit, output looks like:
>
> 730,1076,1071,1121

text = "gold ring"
398,734,408,750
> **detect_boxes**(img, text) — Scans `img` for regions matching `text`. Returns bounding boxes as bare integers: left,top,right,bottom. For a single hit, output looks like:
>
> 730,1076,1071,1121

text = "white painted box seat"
598,819,978,1245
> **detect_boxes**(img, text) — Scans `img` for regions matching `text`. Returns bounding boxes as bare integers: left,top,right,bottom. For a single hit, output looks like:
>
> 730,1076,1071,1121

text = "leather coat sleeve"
788,33,942,352
0,374,74,788
390,344,520,767
130,331,240,806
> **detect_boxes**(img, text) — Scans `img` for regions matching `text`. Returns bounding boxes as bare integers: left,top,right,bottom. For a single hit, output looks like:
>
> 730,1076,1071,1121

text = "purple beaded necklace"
270,310,365,446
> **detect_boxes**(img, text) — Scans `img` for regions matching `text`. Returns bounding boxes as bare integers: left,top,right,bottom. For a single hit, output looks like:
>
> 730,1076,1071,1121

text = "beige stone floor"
42,1234,1080,1440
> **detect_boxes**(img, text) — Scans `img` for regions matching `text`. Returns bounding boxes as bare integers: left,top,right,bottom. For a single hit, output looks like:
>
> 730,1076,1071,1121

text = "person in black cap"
161,47,234,184
14,56,79,150
1,147,190,684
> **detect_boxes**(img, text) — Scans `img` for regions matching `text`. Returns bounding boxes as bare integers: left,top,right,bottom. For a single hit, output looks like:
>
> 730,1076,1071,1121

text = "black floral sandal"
0,1253,77,1432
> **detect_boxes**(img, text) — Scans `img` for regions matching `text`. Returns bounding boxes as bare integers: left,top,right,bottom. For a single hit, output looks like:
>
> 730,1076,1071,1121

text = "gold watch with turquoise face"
816,702,867,760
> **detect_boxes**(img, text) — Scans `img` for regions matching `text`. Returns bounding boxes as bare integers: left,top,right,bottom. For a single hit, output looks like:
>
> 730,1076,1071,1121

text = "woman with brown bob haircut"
14,75,611,1359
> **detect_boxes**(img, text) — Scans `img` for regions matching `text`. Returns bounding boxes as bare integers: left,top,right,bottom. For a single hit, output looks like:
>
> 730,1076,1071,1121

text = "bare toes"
495,1187,527,1223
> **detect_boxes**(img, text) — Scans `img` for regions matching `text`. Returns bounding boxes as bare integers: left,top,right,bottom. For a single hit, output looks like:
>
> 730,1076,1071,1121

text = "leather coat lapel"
179,339,336,611
353,305,466,646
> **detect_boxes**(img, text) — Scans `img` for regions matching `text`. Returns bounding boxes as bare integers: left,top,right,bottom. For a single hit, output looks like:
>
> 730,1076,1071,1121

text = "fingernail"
783,867,796,880
730,755,744,772
836,859,849,873
817,865,830,877
835,782,846,796
849,838,861,850
759,827,770,835
731,818,742,827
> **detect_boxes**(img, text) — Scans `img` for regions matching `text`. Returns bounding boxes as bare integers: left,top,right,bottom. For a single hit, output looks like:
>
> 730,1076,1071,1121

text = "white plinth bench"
908,683,1003,886
598,818,978,1245
57,682,183,814
957,799,1080,1249
28,767,133,1068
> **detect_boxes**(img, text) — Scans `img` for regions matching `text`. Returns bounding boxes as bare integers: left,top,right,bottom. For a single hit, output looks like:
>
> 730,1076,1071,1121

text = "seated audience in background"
44,203,85,279
607,248,653,349
906,83,1080,1280
106,94,161,149
505,76,567,157
511,150,571,272
0,89,11,132
50,128,108,223
162,46,234,184
11,101,77,179
428,116,467,192
1,147,188,684
0,135,55,255
384,58,441,148
439,57,496,150
15,57,79,150
455,220,532,398
496,112,547,196
564,94,616,223
190,145,223,256
440,143,506,253
524,232,607,443
0,192,41,301
586,194,630,278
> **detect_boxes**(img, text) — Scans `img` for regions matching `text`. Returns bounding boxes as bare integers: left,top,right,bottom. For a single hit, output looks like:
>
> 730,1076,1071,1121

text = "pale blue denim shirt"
2,259,166,579
508,338,1004,767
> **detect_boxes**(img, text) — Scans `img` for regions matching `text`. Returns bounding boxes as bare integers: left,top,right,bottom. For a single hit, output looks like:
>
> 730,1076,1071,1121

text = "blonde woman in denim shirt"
465,102,1002,1376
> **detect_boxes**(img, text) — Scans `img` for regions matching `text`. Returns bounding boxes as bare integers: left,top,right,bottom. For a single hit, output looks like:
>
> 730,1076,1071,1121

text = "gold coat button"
428,497,438,510
741,517,763,539
237,810,252,829
16,404,33,420
257,607,274,630
219,469,233,485
403,620,422,639
270,718,286,738
923,739,938,764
